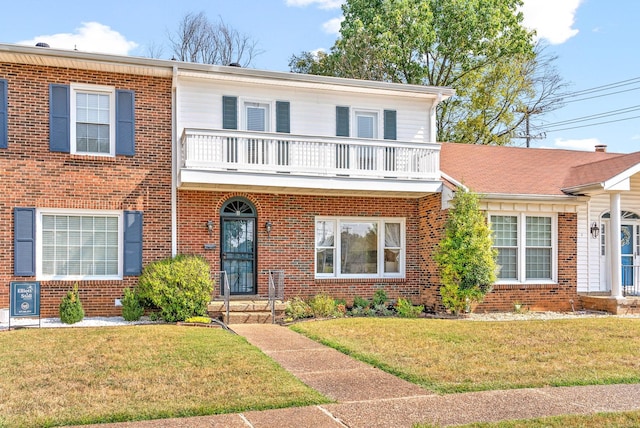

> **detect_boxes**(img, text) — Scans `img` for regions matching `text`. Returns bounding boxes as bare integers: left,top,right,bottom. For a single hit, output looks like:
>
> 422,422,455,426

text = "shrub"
435,189,497,314
395,298,424,318
352,295,370,310
121,288,144,321
284,297,313,321
308,293,342,318
372,289,388,306
137,254,213,322
59,284,84,324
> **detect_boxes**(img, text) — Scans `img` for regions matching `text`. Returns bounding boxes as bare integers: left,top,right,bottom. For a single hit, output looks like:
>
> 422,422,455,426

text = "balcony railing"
180,129,440,181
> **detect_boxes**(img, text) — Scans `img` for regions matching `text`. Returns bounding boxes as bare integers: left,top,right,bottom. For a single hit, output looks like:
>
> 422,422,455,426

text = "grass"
290,317,640,394
415,410,640,427
0,325,328,427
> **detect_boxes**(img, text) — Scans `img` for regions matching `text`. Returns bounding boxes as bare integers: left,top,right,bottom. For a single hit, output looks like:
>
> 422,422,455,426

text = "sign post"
9,281,41,328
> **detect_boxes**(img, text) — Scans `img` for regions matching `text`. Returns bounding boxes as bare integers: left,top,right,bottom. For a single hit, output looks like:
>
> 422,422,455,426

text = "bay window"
315,217,405,278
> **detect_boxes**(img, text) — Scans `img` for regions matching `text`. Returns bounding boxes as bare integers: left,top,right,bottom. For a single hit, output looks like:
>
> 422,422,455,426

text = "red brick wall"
475,212,578,312
0,63,173,316
177,190,423,303
419,205,579,313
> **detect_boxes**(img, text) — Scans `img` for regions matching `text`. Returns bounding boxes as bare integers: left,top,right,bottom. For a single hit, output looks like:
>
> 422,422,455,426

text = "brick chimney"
594,144,607,153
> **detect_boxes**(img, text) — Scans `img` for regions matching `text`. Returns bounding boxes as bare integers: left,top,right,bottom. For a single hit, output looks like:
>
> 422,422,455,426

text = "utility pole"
514,107,545,147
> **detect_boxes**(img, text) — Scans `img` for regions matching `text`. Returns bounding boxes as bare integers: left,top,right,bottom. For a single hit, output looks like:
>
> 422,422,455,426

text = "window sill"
69,154,118,162
493,281,560,290
315,276,406,283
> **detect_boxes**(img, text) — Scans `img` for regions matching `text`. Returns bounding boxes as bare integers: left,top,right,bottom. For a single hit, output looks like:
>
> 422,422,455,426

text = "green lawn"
0,325,328,428
291,317,640,393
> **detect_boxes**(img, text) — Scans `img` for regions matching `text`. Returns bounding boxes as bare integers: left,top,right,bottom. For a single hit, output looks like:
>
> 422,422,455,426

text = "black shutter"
336,106,350,137
14,208,36,276
123,211,143,276
276,101,290,133
0,79,7,149
222,96,238,130
49,84,70,152
116,89,135,156
384,110,397,140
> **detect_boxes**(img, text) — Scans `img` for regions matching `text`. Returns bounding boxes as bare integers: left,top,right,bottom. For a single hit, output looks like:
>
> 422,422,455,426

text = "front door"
621,224,635,289
222,217,256,294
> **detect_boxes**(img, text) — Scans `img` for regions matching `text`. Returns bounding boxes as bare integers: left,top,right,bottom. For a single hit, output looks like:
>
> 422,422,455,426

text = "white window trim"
70,83,116,157
490,212,558,284
353,109,381,139
315,216,406,279
241,98,273,132
35,208,124,281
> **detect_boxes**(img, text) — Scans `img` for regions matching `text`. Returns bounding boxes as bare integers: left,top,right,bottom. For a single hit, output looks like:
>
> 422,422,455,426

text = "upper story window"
490,213,556,283
245,102,270,132
71,85,116,156
355,111,378,139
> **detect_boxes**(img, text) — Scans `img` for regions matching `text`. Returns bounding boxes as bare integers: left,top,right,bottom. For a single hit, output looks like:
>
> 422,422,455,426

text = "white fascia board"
179,169,442,196
481,193,586,204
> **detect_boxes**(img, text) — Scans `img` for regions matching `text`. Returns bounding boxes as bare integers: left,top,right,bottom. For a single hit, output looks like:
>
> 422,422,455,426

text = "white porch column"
610,192,623,299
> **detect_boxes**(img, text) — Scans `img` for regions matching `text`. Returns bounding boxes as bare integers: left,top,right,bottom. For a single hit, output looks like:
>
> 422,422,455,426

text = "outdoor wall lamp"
206,220,214,237
590,222,600,239
265,221,272,237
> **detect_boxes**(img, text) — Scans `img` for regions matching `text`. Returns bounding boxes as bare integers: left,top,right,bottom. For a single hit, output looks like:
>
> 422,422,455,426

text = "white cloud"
18,22,138,55
554,137,600,151
285,0,343,9
322,16,344,35
520,0,582,44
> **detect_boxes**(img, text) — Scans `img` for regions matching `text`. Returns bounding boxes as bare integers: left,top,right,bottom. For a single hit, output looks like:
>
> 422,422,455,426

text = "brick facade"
177,190,425,304
0,63,173,316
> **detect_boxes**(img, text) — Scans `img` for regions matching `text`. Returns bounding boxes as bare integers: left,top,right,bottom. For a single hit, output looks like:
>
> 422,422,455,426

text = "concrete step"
225,312,273,324
208,300,286,313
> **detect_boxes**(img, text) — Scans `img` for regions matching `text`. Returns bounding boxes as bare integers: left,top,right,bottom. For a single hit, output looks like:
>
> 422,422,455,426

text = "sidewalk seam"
317,405,350,427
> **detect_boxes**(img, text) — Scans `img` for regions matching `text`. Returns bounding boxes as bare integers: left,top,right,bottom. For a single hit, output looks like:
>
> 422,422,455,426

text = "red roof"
439,143,638,196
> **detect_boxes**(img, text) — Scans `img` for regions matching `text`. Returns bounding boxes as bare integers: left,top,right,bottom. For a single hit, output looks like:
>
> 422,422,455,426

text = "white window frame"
354,109,379,139
314,216,405,279
242,99,272,132
70,83,116,157
36,209,124,281
490,212,557,284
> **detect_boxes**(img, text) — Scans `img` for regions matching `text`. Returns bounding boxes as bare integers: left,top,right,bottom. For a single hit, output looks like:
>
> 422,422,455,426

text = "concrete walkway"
79,323,640,428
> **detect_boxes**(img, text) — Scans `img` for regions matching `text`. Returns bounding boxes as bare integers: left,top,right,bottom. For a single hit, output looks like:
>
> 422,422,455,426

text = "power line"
544,105,640,128
545,114,640,133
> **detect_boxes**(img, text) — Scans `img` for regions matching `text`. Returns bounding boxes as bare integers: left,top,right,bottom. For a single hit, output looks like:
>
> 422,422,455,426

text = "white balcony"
179,129,442,196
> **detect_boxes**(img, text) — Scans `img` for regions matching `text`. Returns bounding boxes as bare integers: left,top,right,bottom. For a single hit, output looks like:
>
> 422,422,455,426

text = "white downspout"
171,66,178,256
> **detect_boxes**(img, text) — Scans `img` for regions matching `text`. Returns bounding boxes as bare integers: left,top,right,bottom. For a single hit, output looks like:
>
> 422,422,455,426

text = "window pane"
341,222,377,274
76,91,110,154
315,221,335,247
496,248,517,279
247,106,266,131
526,248,551,279
491,216,517,246
384,249,400,273
41,214,119,277
316,248,334,274
356,114,375,139
526,216,551,246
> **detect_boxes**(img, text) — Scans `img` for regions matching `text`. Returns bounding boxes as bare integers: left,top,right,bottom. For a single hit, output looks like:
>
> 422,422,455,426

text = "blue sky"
1,0,638,154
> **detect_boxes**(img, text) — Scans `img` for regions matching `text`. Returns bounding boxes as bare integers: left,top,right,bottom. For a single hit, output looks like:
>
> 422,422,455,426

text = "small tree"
435,189,497,314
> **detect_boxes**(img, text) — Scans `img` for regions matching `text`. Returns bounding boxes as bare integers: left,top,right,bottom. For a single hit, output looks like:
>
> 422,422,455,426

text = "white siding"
176,77,432,143
578,174,640,292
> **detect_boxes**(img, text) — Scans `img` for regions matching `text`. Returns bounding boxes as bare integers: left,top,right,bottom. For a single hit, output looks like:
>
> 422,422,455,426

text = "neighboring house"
1,43,638,317
439,143,640,313
0,44,174,316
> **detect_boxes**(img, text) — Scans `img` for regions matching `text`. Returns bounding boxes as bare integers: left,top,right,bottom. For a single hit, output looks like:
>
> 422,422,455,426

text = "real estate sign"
10,281,40,317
